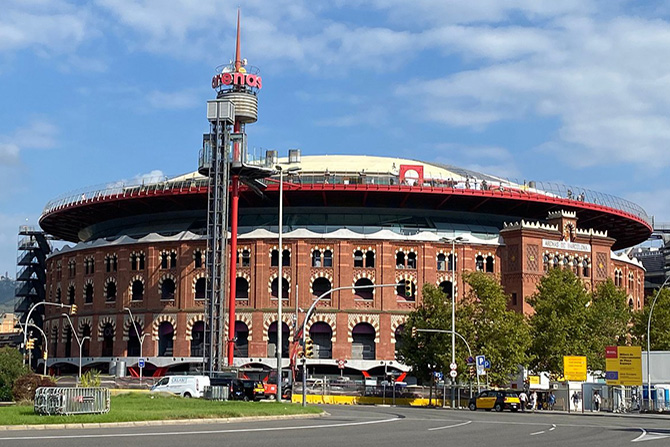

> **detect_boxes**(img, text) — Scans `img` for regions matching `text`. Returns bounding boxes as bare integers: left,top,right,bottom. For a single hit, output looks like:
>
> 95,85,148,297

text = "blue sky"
2,0,670,277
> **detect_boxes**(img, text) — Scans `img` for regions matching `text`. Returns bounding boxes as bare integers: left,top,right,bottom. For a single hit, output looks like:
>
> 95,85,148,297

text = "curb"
0,412,326,431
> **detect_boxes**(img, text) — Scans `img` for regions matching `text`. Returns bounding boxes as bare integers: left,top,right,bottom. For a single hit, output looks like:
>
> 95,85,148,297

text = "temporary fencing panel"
34,387,111,415
203,386,229,401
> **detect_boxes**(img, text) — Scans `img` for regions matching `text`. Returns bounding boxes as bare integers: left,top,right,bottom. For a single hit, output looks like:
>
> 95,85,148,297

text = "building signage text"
542,239,591,252
212,72,262,90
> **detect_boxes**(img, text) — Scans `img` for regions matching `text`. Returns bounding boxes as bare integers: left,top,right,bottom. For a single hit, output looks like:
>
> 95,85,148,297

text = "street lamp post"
124,307,146,386
300,282,402,406
22,301,73,365
646,275,670,411
61,313,86,385
275,165,300,401
443,236,464,408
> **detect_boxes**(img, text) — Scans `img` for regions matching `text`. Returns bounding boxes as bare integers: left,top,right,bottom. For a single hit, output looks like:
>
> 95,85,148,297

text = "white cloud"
0,0,91,53
0,120,58,166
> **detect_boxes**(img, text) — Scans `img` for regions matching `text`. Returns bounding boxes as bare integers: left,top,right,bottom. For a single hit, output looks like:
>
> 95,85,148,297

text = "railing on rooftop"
41,170,651,226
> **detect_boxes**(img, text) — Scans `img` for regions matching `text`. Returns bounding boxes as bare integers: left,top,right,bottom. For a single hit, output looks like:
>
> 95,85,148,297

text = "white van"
151,375,210,398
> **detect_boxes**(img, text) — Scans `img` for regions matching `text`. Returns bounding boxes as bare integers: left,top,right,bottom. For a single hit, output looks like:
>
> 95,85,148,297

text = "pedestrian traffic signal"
304,337,314,358
411,326,417,337
43,351,48,360
70,304,78,315
26,338,35,350
404,280,412,297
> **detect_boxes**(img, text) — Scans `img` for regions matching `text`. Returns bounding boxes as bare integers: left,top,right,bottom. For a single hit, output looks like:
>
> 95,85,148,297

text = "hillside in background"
0,277,16,314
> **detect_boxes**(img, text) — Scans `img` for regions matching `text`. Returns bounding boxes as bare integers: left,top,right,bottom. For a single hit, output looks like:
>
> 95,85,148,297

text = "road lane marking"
0,417,402,441
530,424,556,436
632,428,670,442
428,421,472,431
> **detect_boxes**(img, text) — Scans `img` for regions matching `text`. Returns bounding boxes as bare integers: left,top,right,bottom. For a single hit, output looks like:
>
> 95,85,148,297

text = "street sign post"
476,355,486,376
450,362,457,370
449,370,458,378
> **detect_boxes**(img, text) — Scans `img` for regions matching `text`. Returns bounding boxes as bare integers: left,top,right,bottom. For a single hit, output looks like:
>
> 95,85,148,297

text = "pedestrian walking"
519,390,528,412
593,390,601,412
548,391,556,410
572,391,581,411
530,390,538,412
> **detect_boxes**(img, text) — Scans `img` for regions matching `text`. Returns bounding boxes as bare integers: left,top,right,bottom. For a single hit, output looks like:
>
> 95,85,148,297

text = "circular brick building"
39,154,651,378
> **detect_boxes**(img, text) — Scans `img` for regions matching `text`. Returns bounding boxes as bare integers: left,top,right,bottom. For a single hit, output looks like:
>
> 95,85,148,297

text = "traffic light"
411,326,417,337
26,338,35,350
70,304,78,315
297,345,305,359
404,280,412,297
43,351,48,360
304,337,314,358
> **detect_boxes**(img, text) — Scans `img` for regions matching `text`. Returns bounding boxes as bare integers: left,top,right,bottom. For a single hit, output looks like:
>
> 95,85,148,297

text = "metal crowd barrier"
203,385,229,401
34,387,111,415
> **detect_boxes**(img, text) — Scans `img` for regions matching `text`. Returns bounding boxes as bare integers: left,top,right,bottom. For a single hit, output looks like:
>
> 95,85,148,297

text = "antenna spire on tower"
235,9,242,73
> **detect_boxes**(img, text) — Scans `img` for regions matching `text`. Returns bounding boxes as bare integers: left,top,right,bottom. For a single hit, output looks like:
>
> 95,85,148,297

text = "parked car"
151,375,210,398
468,389,520,412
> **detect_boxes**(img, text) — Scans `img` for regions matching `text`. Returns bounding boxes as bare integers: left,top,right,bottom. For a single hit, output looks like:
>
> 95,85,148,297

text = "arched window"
160,253,168,269
312,250,322,267
102,323,114,357
323,250,333,267
85,283,94,303
582,259,590,277
238,249,251,267
194,250,203,268
351,323,375,360
105,254,118,272
56,287,62,303
475,255,485,271
236,277,249,299
628,298,634,308
271,277,289,299
485,256,494,273
131,252,145,270
543,254,550,272
161,278,176,300
282,249,291,267
195,277,207,300
68,285,75,304
365,250,375,268
158,321,174,357
170,252,177,268
270,249,279,267
437,253,446,271
132,280,144,301
312,277,332,300
309,322,333,359
106,281,116,302
354,278,374,300
396,252,405,269
354,250,364,268
191,321,205,357
553,257,560,268
407,252,417,269
267,321,289,358
439,280,453,299
234,321,249,357
628,273,634,291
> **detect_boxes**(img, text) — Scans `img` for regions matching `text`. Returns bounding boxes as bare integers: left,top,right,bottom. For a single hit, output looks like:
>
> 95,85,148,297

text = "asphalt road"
1,406,669,447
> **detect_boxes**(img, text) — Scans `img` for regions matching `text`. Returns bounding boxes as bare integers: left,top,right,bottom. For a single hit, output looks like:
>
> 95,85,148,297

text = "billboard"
563,356,587,381
605,346,642,386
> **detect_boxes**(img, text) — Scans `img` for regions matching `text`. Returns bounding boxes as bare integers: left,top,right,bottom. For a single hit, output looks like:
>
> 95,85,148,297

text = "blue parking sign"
484,360,491,369
138,358,145,368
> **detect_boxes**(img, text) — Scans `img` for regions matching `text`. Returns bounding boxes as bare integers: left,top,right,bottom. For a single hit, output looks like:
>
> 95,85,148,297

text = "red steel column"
228,175,239,366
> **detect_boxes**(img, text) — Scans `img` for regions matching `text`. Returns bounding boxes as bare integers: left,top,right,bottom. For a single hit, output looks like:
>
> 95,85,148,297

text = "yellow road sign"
563,356,587,381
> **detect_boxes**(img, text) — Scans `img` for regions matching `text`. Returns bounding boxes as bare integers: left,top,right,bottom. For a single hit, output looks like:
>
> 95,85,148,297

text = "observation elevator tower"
199,10,272,373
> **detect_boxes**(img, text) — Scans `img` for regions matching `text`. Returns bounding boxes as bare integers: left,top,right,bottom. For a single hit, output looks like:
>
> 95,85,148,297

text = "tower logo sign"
212,72,262,90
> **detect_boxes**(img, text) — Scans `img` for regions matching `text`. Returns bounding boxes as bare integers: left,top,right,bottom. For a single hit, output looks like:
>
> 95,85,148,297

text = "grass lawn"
0,393,322,425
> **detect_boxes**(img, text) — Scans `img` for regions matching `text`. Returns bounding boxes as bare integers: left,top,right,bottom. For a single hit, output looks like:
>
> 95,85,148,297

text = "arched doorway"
191,321,204,357
101,323,114,357
309,322,332,359
158,321,174,357
351,323,375,360
234,321,249,357
267,321,289,358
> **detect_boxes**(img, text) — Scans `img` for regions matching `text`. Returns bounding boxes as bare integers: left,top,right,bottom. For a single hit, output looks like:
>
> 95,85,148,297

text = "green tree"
631,288,670,350
457,272,532,386
0,347,29,401
588,279,631,371
397,284,451,383
528,268,592,377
